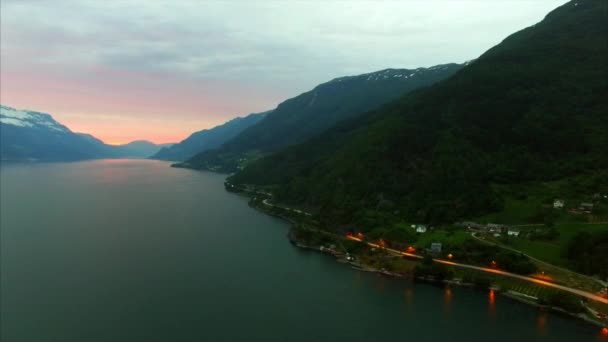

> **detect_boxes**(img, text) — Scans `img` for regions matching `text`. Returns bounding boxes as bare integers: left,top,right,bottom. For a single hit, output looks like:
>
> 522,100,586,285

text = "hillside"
229,0,608,227
179,64,464,172
112,140,173,158
0,106,108,161
150,111,268,161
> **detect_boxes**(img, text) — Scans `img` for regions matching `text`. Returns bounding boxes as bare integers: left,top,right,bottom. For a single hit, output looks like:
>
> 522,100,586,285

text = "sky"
1,0,565,145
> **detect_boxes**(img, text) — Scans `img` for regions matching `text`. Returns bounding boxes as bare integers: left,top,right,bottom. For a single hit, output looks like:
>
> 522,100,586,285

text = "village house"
458,221,485,230
580,202,594,213
486,223,507,233
430,242,442,254
553,199,565,209
415,225,427,233
507,229,520,237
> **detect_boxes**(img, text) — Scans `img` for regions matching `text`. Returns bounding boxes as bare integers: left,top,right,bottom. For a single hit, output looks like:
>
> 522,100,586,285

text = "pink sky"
1,65,280,144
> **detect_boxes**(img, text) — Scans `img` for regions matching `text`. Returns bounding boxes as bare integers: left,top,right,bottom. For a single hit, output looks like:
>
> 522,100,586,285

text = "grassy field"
476,223,607,292
414,229,471,249
508,239,562,264
477,197,545,225
555,223,608,243
501,223,608,268
475,172,608,225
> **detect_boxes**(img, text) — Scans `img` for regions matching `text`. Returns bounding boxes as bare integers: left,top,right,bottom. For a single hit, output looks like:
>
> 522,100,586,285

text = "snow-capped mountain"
1,106,70,132
181,62,464,172
328,63,465,83
0,105,167,161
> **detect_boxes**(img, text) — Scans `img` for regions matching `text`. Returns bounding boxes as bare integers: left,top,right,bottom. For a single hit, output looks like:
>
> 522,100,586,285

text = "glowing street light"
447,253,453,259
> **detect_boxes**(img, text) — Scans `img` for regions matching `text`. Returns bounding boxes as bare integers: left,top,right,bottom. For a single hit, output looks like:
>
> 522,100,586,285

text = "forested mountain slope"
230,0,608,226
181,64,464,172
150,111,267,161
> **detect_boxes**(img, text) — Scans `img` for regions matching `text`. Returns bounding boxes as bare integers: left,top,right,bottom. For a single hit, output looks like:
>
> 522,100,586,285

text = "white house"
553,199,565,209
580,202,594,213
507,229,520,237
486,223,506,232
415,225,427,233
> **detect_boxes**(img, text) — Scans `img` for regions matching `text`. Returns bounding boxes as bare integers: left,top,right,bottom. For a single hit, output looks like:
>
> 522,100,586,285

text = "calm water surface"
1,159,606,342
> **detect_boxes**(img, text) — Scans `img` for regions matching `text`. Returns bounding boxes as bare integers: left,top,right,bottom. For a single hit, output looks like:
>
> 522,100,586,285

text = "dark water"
1,159,605,342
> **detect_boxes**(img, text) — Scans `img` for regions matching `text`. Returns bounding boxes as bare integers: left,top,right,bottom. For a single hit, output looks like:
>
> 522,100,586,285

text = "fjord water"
1,160,605,342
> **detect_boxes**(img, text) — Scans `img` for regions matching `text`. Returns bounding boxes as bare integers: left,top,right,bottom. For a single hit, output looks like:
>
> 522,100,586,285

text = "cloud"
0,0,566,143
2,0,565,83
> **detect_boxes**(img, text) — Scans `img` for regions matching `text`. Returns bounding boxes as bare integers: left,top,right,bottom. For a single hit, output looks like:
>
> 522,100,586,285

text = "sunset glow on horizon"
0,65,280,144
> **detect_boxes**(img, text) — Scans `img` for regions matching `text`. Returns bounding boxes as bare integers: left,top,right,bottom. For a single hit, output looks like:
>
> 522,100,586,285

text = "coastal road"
471,232,608,288
229,182,608,304
346,236,608,305
227,182,313,217
262,198,312,216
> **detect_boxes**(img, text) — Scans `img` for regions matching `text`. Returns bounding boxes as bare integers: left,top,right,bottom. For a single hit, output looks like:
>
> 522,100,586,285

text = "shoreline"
227,183,608,330
292,233,608,329
501,291,607,328
225,183,608,329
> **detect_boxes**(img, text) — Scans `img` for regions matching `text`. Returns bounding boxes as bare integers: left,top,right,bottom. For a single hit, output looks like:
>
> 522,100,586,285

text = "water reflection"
488,289,496,321
404,288,413,305
444,286,452,317
372,276,387,293
536,311,547,337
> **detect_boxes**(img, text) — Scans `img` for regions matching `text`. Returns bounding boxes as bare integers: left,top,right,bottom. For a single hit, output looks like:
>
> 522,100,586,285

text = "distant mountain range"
177,64,464,172
149,111,269,161
113,140,174,158
0,105,170,161
228,0,608,225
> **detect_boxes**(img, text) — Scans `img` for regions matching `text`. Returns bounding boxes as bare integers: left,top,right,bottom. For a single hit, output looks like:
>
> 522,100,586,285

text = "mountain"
1,105,109,161
73,134,170,159
228,0,608,226
0,105,168,161
179,64,464,172
113,140,173,159
150,111,268,161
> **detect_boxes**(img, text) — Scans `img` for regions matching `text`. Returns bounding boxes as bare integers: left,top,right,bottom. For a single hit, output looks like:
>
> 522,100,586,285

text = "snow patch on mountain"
1,105,70,132
328,64,461,85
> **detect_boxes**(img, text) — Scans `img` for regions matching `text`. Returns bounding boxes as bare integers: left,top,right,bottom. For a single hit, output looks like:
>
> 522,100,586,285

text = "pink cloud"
1,65,279,144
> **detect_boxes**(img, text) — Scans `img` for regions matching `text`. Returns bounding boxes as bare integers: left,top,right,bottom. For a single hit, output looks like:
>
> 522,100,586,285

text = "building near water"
430,242,442,253
553,199,565,209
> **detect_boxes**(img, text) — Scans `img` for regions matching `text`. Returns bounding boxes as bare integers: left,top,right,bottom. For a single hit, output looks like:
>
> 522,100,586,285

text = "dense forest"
564,231,608,279
179,65,464,172
150,111,268,162
229,0,608,227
